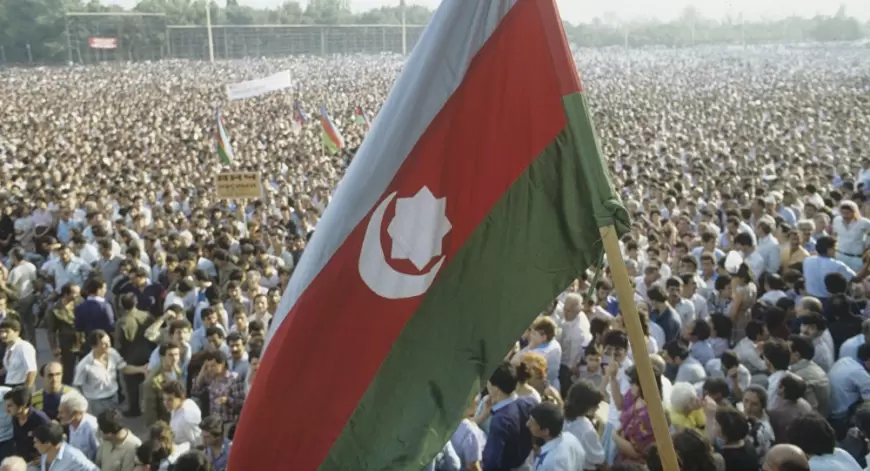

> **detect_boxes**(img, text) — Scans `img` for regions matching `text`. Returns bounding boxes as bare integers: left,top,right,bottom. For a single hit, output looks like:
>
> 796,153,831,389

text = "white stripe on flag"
226,70,293,101
266,0,519,347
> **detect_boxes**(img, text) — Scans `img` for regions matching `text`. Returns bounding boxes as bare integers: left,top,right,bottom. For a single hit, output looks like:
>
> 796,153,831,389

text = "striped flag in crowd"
354,106,371,131
291,100,308,135
320,106,345,153
215,105,234,165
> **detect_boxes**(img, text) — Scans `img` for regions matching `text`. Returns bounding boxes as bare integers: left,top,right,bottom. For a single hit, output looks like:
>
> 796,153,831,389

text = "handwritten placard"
215,172,263,199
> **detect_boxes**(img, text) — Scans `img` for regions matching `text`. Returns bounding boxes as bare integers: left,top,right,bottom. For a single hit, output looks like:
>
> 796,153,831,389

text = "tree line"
0,0,867,64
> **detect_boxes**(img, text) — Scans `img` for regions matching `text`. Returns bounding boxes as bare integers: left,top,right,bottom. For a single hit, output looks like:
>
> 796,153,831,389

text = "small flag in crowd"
215,106,233,165
291,101,308,135
320,106,345,153
354,106,371,131
231,0,627,470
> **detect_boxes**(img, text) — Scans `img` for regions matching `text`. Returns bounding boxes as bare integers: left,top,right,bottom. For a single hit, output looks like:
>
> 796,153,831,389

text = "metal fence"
167,24,426,60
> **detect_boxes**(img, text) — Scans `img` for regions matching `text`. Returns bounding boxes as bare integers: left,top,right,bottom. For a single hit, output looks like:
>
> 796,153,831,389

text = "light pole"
206,0,215,62
400,0,407,56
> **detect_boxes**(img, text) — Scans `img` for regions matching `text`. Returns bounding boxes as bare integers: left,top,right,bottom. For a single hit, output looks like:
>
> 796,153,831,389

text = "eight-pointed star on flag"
387,186,452,271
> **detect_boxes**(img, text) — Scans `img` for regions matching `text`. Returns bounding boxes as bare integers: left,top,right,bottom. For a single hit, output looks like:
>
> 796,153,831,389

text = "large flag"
291,100,308,135
215,106,233,165
230,0,627,470
320,106,345,153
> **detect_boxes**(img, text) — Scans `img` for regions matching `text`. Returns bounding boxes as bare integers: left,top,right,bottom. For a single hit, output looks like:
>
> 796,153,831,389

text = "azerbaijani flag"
230,0,627,470
291,100,307,135
215,105,233,165
354,106,371,131
320,106,345,153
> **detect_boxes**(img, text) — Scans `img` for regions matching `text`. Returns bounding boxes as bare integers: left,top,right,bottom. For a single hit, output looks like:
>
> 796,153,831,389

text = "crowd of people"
0,43,868,471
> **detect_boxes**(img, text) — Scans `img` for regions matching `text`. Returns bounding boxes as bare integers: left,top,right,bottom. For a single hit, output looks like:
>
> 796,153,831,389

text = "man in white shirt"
680,274,709,321
72,235,100,266
57,390,99,461
526,402,585,471
755,220,782,275
558,293,591,396
832,200,870,271
665,277,696,328
664,340,706,385
800,313,835,372
633,265,662,303
5,248,36,301
0,320,36,388
734,232,765,281
74,330,147,417
734,320,769,380
162,380,202,448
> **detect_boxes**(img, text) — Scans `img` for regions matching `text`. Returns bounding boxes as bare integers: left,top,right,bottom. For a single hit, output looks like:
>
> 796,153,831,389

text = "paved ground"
32,329,150,439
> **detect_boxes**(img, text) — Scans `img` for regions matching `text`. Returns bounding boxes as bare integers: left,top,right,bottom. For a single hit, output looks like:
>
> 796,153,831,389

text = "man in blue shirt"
33,421,98,470
840,319,870,362
828,343,870,440
117,268,167,317
802,236,857,301
74,276,115,355
482,363,534,471
647,285,682,345
202,416,232,471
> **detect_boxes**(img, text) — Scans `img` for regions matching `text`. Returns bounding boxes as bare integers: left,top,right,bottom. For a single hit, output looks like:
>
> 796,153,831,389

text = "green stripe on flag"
217,146,232,165
322,129,339,154
320,92,629,470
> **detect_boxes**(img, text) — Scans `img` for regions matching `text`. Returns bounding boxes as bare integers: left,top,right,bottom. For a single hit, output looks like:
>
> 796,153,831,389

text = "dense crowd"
0,43,868,471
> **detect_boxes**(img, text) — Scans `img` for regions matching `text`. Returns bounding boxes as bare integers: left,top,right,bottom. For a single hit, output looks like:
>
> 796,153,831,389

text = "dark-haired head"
564,380,604,421
786,412,835,456
527,402,564,440
487,363,517,397
715,406,749,444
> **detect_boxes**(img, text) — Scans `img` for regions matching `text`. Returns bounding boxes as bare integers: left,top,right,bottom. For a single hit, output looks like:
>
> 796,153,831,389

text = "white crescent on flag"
359,188,450,299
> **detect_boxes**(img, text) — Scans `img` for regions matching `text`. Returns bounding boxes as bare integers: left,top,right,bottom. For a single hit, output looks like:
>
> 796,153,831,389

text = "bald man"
763,444,809,471
0,456,26,471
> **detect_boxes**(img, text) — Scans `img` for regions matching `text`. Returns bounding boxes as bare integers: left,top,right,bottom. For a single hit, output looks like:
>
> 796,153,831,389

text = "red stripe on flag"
231,0,573,468
535,0,583,94
321,116,343,147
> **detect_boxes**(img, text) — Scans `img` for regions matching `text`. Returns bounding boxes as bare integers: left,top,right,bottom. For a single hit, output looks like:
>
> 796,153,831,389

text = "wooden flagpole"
599,225,680,471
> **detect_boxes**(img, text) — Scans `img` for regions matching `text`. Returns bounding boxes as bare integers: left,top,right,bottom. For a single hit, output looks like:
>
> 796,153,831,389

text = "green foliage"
563,9,867,48
0,0,865,64
0,0,70,62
